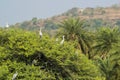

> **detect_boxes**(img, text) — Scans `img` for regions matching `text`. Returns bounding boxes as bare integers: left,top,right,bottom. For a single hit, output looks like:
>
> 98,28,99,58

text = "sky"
0,0,119,26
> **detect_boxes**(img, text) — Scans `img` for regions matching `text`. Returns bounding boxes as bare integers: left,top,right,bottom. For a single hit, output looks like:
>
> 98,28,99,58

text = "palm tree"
96,51,120,80
58,18,92,56
92,27,120,58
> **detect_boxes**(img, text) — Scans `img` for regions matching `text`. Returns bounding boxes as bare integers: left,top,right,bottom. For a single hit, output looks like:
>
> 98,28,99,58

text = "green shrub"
0,28,103,79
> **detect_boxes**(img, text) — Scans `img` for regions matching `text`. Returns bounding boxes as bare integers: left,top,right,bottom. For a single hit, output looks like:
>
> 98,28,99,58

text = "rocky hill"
12,5,120,34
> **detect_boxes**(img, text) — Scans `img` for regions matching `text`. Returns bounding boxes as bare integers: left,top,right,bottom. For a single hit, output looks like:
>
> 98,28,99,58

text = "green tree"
92,27,120,58
96,51,120,80
58,18,92,56
0,28,103,80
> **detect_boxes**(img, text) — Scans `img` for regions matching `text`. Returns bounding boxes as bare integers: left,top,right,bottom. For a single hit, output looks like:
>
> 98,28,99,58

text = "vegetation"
0,17,120,80
58,18,92,58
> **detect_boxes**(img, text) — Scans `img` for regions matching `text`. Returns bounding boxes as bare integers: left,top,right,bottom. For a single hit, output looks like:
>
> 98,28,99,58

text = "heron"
56,38,58,42
6,23,9,28
32,59,37,65
39,27,42,38
60,35,64,44
12,71,18,80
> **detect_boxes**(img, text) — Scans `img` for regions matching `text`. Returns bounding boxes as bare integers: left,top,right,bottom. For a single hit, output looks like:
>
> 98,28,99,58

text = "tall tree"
58,18,92,56
92,27,120,58
96,51,120,80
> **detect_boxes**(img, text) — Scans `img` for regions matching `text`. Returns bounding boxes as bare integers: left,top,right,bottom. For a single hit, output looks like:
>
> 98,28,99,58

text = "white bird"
60,35,65,44
39,27,42,38
80,8,84,13
6,23,9,28
12,71,18,80
32,59,37,65
56,38,58,42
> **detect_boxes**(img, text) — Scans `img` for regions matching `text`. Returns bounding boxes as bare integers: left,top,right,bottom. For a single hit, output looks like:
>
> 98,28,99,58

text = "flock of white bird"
39,27,65,44
5,24,64,80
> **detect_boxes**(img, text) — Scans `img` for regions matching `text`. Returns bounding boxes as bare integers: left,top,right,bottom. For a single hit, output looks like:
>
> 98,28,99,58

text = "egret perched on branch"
12,71,18,80
60,35,65,44
32,59,37,65
39,27,42,38
5,23,9,28
56,38,58,42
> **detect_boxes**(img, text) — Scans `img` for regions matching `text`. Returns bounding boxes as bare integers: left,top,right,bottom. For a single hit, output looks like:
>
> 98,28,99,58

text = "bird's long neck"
63,36,64,41
40,28,41,32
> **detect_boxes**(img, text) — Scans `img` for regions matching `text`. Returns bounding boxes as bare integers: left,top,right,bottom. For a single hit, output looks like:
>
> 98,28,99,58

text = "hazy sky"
0,0,119,26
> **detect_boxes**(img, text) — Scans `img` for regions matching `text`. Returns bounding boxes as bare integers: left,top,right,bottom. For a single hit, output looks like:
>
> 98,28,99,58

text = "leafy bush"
0,28,103,79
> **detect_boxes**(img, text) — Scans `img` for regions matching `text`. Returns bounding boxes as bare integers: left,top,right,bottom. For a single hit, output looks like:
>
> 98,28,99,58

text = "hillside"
12,5,120,34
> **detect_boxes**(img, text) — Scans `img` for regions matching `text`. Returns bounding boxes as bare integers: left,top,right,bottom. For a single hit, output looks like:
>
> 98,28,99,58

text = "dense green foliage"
57,18,120,80
58,18,93,58
0,18,120,80
0,28,103,80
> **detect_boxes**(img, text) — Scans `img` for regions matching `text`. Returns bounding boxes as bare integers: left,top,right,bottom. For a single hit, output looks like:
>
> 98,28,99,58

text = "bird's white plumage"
12,71,18,80
6,23,9,28
60,35,64,44
80,8,84,12
56,38,58,41
39,27,42,36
